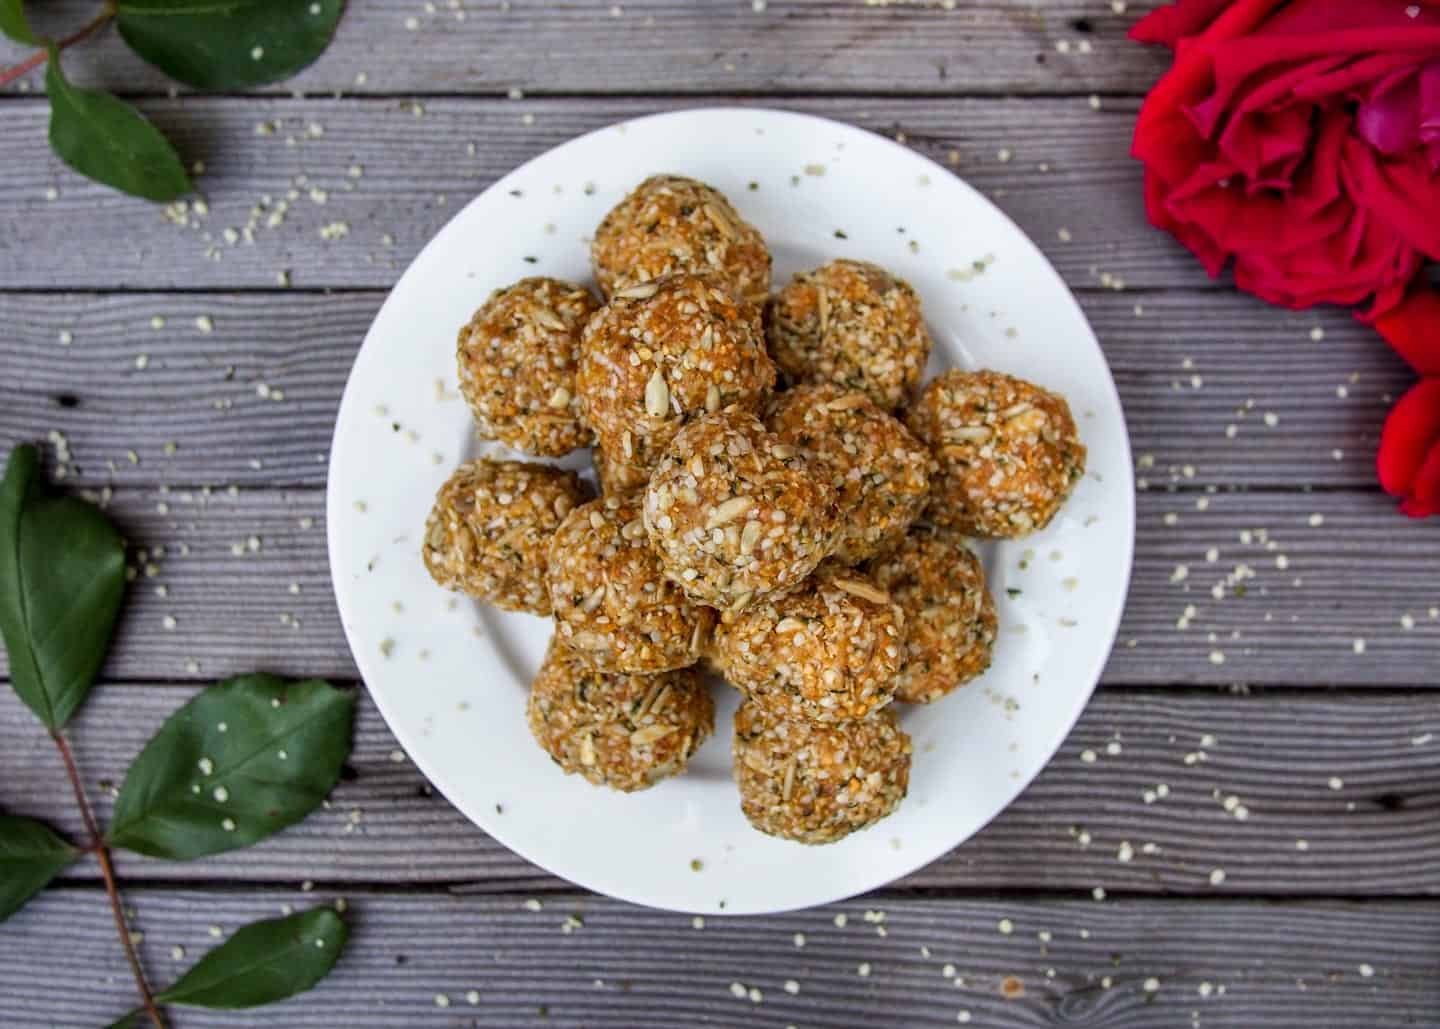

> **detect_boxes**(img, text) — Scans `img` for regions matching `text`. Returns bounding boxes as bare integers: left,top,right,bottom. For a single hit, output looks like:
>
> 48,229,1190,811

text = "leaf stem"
50,729,167,1029
0,6,117,88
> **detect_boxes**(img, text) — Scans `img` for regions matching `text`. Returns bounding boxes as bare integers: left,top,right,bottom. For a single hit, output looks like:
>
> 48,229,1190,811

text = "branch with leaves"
0,0,343,201
0,444,356,1027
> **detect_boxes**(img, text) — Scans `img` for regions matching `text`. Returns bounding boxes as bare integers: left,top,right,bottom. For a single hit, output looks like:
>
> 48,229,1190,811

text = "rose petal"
1373,285,1440,376
1298,52,1420,104
1355,58,1440,157
1130,3,1327,163
1421,60,1440,141
1145,170,1229,277
1399,441,1440,517
1343,137,1440,260
1419,60,1440,170
1357,65,1423,154
1130,0,1239,47
1366,278,1417,322
1377,378,1440,497
1264,0,1440,34
1203,100,1314,185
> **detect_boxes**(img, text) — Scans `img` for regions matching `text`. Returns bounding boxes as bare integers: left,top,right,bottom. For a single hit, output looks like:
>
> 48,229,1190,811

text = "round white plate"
328,107,1134,915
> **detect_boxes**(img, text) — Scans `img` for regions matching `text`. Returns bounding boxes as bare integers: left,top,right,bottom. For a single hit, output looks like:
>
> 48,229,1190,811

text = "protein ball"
577,273,775,490
547,493,716,673
906,369,1086,538
643,406,839,612
867,527,997,703
766,259,932,410
712,565,903,723
527,642,715,792
422,459,591,614
455,277,600,457
732,701,911,844
766,383,932,564
591,174,772,305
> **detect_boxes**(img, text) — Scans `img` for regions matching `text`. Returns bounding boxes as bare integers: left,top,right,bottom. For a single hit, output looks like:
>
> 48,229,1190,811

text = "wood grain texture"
1,96,1209,290
0,485,1433,687
5,686,1440,895
5,0,1170,98
0,289,1415,491
3,888,1437,1028
1,3,1436,1024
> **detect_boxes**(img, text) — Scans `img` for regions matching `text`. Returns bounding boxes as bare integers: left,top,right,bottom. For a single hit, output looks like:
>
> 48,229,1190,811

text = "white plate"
327,107,1134,915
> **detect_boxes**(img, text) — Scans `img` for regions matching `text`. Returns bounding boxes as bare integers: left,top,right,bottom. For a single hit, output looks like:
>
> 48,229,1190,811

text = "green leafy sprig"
0,0,344,201
0,443,356,1027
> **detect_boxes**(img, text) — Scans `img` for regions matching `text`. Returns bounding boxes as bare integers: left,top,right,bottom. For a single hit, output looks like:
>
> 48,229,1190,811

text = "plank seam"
0,285,1232,298
0,481,1377,499
39,881,1440,904
10,681,1435,697
0,89,1155,104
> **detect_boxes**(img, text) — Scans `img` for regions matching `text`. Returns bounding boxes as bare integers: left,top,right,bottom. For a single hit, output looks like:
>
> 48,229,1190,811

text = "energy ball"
577,273,775,490
456,277,599,456
732,701,911,845
868,527,997,703
643,406,839,612
906,370,1086,538
592,175,772,305
527,642,714,792
766,259,932,410
547,493,716,673
766,383,933,564
712,565,903,723
422,459,590,614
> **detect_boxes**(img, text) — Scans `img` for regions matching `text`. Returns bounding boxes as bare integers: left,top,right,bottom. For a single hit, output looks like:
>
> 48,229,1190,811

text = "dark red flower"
1376,284,1440,518
1131,0,1440,316
1378,377,1440,517
1375,282,1440,375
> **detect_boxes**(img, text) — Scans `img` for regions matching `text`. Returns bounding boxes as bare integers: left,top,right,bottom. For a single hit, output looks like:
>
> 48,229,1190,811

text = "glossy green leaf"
102,1010,141,1029
155,907,347,1008
0,0,38,45
0,814,78,922
45,47,191,202
115,0,343,90
0,444,126,730
108,675,354,859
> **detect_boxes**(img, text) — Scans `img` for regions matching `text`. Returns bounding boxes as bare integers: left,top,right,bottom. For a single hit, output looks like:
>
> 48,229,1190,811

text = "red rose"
1375,281,1440,375
1378,378,1440,517
1131,0,1440,316
1376,285,1440,517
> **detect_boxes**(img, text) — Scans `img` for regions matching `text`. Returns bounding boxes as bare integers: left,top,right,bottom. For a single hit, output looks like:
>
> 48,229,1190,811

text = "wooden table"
3,3,1438,1025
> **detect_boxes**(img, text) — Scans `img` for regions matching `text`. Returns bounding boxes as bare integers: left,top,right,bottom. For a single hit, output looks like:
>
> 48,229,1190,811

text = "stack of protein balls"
423,175,1087,845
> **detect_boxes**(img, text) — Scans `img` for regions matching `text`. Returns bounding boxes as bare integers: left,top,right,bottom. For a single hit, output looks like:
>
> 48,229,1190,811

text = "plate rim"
326,104,1137,914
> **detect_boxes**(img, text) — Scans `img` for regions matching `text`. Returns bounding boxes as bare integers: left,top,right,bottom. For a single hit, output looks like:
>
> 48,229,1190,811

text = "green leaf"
108,675,354,859
116,0,343,91
0,814,78,922
0,0,39,45
0,444,126,730
155,907,347,1008
102,1010,141,1029
45,47,191,202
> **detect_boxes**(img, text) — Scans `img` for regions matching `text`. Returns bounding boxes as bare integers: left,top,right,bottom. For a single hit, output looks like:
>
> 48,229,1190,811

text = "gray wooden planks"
1,2,1435,1026
0,290,1416,491
5,685,1440,895
7,0,1171,98
3,888,1437,1028
2,96,1211,290
0,487,1432,687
